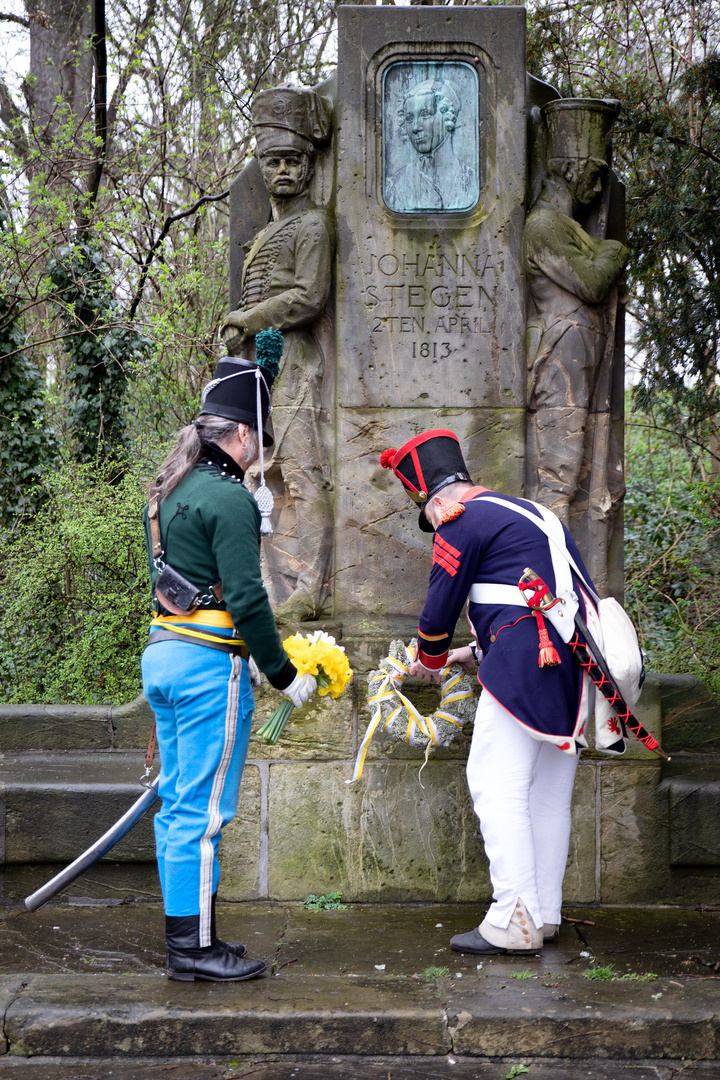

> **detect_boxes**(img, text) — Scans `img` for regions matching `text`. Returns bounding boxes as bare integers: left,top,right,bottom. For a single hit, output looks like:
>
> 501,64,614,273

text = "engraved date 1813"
411,341,452,359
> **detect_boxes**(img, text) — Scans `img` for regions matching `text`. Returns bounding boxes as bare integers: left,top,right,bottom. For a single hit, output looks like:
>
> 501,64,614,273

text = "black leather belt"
147,628,249,658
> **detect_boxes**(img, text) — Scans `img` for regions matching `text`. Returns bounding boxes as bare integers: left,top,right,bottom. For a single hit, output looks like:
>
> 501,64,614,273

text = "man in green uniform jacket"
142,353,316,982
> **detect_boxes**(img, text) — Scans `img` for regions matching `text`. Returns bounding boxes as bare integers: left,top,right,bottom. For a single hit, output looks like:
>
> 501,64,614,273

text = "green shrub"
0,457,150,704
47,242,153,463
625,408,720,698
0,210,57,529
0,297,56,528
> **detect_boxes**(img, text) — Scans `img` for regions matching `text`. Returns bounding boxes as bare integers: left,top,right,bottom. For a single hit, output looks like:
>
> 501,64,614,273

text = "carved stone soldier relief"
222,84,336,622
524,98,629,593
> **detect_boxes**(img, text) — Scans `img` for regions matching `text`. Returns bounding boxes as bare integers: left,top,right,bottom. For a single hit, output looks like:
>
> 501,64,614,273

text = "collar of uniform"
199,440,246,483
272,191,313,221
460,485,491,502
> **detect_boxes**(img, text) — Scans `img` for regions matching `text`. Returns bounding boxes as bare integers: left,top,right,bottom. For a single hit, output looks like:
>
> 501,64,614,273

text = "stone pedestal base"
2,673,719,906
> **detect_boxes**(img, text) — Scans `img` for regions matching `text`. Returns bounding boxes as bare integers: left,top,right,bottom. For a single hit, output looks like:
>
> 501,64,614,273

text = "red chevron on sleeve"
435,534,461,559
433,533,461,577
433,551,458,576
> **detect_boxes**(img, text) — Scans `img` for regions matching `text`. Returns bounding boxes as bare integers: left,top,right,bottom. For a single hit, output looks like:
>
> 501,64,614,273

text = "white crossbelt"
478,496,597,600
466,495,595,643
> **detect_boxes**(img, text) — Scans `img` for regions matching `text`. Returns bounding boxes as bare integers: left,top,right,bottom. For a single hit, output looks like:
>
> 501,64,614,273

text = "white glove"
284,672,317,709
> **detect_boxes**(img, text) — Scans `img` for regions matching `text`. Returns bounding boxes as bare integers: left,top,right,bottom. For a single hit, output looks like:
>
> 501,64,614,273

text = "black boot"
165,915,266,982
450,927,507,955
211,893,246,958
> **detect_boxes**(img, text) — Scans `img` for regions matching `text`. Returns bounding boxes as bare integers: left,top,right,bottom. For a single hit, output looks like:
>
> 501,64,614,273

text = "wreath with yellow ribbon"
348,639,478,783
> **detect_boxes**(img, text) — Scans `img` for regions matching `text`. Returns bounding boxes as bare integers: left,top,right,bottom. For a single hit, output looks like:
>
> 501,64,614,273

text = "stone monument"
226,5,628,640
524,98,628,595
333,5,528,647
223,85,336,622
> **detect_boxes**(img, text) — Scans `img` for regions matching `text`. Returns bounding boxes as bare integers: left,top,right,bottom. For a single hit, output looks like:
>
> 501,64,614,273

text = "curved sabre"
24,779,160,912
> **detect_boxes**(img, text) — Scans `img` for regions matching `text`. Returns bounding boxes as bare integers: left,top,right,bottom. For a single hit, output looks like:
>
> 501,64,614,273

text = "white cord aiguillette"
254,366,274,536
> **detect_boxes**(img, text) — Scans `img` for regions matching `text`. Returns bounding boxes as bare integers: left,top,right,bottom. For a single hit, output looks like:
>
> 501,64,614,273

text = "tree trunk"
23,0,93,140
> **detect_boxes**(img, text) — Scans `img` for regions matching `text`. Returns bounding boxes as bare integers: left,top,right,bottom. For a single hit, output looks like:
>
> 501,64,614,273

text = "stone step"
0,752,161,903
0,752,158,864
0,1057,718,1080
0,696,154,753
3,972,718,1060
0,903,719,1062
1,672,718,754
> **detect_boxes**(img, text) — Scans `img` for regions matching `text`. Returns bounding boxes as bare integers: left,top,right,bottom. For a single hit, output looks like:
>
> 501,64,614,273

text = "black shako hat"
380,429,472,532
200,357,274,447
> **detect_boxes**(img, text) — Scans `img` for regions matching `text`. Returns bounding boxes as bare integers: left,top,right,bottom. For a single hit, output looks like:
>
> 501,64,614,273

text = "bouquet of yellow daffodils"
257,630,353,745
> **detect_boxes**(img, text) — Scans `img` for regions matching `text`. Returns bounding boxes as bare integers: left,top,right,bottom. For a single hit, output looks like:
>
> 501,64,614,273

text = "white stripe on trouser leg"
198,654,242,947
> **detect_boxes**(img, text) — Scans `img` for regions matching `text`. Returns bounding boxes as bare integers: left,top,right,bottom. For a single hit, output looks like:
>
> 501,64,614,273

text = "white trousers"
466,691,580,932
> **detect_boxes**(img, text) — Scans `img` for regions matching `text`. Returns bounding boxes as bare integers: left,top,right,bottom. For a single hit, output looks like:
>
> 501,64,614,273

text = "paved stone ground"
0,1055,717,1079
0,902,719,1077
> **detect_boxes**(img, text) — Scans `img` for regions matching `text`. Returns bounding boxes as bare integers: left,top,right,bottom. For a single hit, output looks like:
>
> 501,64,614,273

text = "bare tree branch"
0,77,29,162
632,121,720,166
83,0,108,216
128,188,229,319
0,11,30,27
105,0,157,153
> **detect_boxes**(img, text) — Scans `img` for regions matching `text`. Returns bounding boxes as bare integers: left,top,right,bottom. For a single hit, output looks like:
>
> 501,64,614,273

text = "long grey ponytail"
148,414,246,502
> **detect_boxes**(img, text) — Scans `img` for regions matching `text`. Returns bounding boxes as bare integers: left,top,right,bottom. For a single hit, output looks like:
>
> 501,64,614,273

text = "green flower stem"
257,698,294,745
257,668,334,745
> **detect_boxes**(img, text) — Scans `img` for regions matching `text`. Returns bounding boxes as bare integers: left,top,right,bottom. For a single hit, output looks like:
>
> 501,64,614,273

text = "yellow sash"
150,610,245,648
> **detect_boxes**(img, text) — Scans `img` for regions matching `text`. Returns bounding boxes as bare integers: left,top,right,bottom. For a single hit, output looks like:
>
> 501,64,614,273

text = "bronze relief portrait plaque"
382,60,480,214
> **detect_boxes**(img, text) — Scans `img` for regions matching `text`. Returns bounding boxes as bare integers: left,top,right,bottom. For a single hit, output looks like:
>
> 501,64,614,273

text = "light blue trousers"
142,638,254,946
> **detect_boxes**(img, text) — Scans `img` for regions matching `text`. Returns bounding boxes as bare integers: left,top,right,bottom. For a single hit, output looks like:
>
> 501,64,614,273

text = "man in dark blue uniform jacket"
381,429,614,954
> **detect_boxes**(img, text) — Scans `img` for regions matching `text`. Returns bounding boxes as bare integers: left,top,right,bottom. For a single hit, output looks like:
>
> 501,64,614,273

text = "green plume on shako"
250,328,284,534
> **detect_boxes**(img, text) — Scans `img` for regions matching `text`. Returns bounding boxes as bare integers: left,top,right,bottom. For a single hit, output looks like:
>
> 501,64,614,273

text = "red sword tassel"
518,575,561,668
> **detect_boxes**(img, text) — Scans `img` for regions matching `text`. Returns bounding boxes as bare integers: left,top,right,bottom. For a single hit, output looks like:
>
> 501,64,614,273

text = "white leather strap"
477,495,598,601
467,495,588,644
468,580,578,643
469,583,525,607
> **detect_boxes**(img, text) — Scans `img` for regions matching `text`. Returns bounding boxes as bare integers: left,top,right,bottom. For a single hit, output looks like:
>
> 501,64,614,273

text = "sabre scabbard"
521,567,670,762
24,779,160,912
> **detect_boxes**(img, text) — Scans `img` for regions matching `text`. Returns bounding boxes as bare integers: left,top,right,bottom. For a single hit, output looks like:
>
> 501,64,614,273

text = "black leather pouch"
155,564,203,615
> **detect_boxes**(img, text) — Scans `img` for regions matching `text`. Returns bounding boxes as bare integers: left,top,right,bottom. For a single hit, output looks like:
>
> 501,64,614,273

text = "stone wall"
3,674,720,907
334,7,528,626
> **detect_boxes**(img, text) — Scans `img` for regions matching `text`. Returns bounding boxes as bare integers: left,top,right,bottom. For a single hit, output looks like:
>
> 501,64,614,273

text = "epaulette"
439,502,465,525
